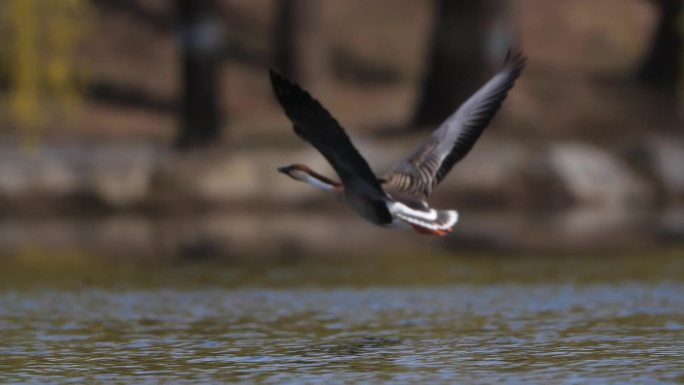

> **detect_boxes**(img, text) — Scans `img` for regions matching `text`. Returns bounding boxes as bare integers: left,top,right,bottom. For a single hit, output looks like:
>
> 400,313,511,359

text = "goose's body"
271,51,526,236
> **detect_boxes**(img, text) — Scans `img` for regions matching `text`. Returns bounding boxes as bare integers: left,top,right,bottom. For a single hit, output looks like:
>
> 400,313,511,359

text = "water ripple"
0,283,683,384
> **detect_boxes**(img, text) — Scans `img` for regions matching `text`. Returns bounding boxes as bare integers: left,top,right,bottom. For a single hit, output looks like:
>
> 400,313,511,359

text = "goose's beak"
277,166,292,175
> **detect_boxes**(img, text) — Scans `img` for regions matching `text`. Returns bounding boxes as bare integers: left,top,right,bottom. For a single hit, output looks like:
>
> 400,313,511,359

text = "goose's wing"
383,51,526,199
270,70,391,222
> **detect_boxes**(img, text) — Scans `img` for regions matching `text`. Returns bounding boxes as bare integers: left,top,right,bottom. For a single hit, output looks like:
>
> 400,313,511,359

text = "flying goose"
271,51,526,236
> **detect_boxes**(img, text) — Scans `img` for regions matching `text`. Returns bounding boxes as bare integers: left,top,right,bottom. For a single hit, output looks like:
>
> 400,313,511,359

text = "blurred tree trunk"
412,0,507,128
176,0,223,149
637,0,681,99
273,0,327,85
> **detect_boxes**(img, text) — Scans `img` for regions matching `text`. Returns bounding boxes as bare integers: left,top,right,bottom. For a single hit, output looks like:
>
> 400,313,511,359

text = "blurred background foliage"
0,0,680,144
0,0,682,261
3,0,87,146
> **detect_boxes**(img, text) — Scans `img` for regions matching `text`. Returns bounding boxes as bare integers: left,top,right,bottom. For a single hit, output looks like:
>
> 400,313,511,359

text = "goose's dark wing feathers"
269,70,391,222
384,51,526,199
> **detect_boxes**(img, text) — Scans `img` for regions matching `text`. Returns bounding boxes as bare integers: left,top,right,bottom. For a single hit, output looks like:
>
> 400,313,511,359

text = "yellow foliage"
46,0,87,123
8,0,41,130
5,0,88,147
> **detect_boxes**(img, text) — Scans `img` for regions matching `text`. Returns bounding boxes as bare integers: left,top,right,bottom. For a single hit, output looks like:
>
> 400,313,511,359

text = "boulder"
0,147,80,197
190,156,262,202
438,139,529,206
628,137,684,200
86,145,159,207
659,205,684,242
534,142,652,207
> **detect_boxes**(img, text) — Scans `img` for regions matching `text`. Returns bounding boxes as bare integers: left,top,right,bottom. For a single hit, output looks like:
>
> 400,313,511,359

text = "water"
1,252,683,384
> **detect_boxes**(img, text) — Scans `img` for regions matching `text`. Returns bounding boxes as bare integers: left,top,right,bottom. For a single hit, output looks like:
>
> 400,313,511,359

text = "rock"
437,139,529,206
0,144,159,209
534,142,652,207
628,137,684,200
0,148,80,197
86,145,159,207
549,206,649,249
191,156,262,202
658,205,684,242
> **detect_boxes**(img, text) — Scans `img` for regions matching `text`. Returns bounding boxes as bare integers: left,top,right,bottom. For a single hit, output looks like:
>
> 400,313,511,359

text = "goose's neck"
303,171,341,192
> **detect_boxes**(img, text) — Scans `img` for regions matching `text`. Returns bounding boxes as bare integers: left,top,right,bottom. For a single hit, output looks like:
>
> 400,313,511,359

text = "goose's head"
277,164,312,181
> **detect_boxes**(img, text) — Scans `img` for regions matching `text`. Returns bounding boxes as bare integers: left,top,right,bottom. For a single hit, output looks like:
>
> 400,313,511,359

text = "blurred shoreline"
0,136,682,259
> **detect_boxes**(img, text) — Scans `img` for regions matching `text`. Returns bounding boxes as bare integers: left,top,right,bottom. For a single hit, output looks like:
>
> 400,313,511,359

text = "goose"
271,51,526,236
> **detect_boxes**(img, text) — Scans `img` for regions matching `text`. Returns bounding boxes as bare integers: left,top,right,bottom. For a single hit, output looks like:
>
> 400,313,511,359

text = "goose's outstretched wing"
269,70,391,222
383,51,526,199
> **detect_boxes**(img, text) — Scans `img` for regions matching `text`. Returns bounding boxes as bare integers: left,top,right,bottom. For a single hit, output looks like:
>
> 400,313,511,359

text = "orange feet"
411,225,452,236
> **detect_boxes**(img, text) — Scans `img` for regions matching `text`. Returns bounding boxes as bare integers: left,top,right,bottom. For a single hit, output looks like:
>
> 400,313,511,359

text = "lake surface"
1,252,683,384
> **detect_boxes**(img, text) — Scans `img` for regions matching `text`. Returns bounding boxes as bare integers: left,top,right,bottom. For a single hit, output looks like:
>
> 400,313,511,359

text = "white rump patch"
387,202,459,231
